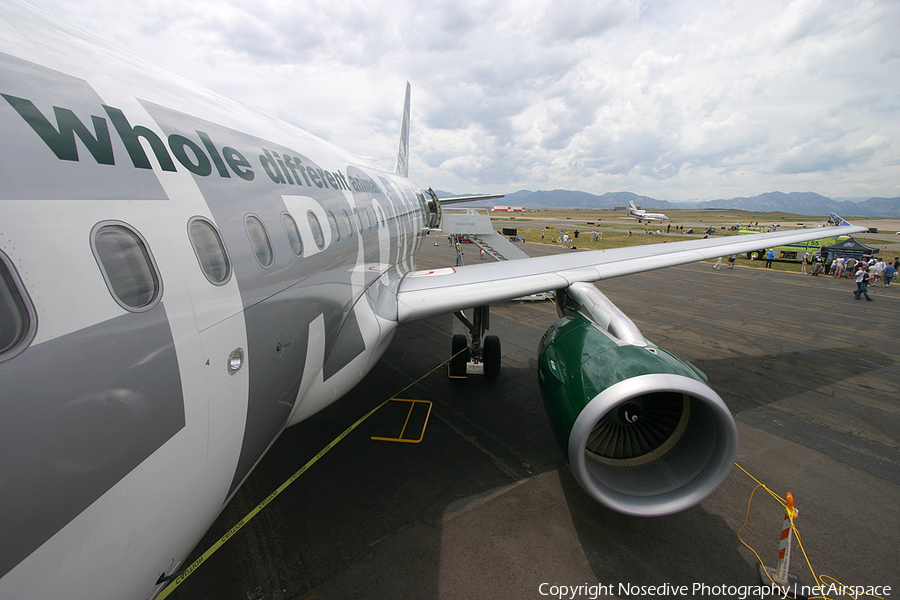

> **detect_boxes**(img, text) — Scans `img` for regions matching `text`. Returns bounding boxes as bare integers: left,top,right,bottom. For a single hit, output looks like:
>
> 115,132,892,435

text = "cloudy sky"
24,0,900,201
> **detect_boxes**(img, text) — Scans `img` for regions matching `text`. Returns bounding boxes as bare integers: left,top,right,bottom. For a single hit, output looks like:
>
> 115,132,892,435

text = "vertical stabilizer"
394,82,410,178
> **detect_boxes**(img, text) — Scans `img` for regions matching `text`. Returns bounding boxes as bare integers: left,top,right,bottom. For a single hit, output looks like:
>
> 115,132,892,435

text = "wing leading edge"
397,221,867,323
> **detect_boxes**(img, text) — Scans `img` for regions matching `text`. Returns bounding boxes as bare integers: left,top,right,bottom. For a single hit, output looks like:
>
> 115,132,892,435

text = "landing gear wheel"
483,335,501,377
450,334,469,377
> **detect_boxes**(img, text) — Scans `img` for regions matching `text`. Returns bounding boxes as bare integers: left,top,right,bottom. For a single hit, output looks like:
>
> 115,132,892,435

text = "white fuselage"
0,3,430,598
627,209,668,222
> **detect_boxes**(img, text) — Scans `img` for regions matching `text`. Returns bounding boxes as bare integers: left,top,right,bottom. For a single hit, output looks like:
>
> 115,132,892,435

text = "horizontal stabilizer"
438,193,506,205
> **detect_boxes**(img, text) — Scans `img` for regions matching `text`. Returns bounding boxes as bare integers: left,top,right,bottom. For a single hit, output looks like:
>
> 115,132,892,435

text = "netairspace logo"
538,582,893,599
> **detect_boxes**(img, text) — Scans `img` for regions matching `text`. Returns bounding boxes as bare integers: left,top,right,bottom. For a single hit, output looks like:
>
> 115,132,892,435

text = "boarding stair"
441,208,530,262
441,208,549,301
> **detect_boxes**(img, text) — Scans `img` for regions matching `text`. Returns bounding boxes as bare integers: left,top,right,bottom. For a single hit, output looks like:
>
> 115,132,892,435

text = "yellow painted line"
155,345,465,598
155,397,390,599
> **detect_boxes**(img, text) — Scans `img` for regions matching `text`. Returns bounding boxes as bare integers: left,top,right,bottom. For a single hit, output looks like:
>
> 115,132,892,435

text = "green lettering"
260,149,285,183
223,147,254,180
104,105,176,171
168,134,212,176
197,131,230,177
307,166,323,188
2,94,115,165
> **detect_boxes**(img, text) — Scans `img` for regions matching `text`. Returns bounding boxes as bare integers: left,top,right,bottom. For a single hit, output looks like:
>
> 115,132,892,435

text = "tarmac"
170,237,899,600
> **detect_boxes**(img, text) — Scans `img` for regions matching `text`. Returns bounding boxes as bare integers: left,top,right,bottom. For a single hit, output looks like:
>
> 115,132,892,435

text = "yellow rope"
155,343,468,598
734,463,885,600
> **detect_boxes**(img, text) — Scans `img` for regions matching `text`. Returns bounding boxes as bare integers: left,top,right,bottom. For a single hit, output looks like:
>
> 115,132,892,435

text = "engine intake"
538,285,738,517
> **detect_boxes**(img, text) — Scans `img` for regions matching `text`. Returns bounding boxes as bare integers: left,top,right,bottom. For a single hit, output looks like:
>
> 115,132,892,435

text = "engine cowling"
538,304,738,517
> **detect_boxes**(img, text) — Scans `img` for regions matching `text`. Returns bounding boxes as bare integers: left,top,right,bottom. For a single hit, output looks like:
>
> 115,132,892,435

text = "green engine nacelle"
538,313,738,516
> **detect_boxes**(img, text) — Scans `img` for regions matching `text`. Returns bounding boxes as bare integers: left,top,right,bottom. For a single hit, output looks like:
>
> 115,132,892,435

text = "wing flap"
397,224,866,323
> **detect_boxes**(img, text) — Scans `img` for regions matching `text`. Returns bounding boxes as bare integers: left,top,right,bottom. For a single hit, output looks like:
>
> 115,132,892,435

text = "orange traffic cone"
758,493,807,599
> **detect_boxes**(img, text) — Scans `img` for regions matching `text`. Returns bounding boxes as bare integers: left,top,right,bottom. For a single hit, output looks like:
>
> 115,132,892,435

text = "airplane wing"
397,221,865,322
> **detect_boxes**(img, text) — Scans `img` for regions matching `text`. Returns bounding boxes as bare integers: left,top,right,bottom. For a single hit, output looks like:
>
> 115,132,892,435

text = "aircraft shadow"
171,316,897,599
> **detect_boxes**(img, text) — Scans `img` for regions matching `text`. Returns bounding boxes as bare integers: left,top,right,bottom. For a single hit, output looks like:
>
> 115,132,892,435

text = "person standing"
714,256,722,271
801,252,809,274
832,256,844,279
854,265,873,301
884,260,895,286
874,258,886,285
728,254,736,269
811,253,824,275
765,249,774,268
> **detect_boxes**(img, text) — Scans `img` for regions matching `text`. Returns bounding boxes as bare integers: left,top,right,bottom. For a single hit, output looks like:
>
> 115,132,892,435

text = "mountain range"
444,190,900,217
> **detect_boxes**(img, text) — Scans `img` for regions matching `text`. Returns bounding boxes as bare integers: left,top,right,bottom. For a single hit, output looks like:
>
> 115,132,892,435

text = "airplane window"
341,209,353,237
0,251,35,360
282,213,303,257
188,218,231,284
245,215,274,267
307,211,325,249
92,223,161,311
326,211,341,243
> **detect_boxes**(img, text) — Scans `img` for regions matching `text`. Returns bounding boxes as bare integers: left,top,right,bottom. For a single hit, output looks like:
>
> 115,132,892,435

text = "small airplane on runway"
626,200,669,222
0,1,866,597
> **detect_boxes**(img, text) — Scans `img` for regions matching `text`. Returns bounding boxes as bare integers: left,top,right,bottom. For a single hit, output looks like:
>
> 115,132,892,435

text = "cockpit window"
91,223,161,311
188,218,231,284
0,251,36,360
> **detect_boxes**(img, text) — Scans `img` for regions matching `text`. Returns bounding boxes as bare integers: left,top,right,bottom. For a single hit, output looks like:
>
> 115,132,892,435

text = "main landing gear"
449,305,501,378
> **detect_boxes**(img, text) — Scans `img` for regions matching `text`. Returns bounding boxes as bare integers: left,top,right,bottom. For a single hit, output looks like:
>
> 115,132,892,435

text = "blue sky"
24,0,900,201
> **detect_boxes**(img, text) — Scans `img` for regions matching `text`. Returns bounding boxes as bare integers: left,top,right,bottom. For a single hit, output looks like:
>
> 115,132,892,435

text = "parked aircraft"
0,1,866,598
626,200,669,222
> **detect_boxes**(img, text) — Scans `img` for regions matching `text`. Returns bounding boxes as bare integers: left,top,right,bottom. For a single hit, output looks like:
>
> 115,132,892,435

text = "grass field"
489,207,889,225
482,208,900,264
514,228,815,273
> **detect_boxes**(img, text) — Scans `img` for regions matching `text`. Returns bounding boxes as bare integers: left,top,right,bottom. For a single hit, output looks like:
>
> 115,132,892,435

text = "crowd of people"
804,252,897,301
810,254,896,284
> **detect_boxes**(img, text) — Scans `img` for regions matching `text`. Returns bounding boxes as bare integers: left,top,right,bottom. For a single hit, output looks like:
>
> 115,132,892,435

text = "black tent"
820,236,879,260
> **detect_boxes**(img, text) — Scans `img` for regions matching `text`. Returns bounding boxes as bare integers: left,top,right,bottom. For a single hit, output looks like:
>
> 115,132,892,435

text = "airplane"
626,199,669,222
0,1,867,598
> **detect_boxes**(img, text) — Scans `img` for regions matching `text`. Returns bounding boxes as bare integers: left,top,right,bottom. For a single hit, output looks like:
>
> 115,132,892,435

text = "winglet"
394,82,411,178
829,212,855,227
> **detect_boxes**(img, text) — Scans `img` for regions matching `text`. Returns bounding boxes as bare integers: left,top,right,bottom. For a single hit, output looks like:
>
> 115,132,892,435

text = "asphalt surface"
170,238,899,600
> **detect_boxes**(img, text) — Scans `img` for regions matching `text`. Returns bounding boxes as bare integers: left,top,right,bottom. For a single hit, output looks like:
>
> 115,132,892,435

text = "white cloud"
22,0,900,200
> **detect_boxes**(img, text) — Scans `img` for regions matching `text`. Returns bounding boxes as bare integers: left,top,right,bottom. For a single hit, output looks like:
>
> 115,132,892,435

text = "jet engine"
537,283,738,516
